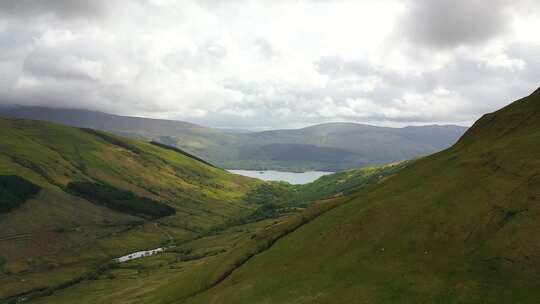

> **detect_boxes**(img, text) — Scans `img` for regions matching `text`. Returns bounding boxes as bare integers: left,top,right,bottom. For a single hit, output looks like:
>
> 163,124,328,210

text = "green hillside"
0,118,259,301
3,87,537,304
232,123,465,171
0,106,466,172
242,161,411,207
4,132,411,304
181,89,540,303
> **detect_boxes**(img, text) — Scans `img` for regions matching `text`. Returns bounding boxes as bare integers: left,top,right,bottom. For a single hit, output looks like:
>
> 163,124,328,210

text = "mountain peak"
531,86,540,97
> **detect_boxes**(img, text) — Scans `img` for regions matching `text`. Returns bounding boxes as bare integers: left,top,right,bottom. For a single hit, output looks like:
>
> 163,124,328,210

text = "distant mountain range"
0,106,467,171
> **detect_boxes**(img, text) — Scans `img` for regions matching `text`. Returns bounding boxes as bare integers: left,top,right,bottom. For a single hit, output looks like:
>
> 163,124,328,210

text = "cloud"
399,0,518,48
0,0,108,19
0,0,538,130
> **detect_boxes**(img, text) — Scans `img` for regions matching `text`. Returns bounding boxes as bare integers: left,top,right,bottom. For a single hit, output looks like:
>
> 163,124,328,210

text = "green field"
27,198,347,304
1,87,538,304
180,89,540,303
0,118,260,302
0,118,408,303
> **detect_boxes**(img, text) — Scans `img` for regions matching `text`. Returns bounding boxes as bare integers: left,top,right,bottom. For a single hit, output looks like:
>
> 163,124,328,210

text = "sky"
0,0,539,130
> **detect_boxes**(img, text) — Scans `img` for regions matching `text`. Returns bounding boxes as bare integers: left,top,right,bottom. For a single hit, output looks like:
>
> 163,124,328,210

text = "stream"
116,247,166,263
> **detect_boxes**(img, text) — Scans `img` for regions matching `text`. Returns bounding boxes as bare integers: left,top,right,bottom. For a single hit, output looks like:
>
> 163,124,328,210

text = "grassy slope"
185,90,540,303
295,160,412,201
0,118,258,300
19,139,413,304
242,161,412,208
28,198,346,304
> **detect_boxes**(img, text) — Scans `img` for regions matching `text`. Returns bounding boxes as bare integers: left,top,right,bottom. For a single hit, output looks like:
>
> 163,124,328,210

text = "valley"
0,118,407,303
0,119,258,302
181,87,540,303
1,88,536,304
1,1,538,303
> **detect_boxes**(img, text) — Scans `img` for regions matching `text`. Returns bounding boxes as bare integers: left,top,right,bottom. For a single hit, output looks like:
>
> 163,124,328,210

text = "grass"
17,160,410,303
0,118,259,301
26,197,347,304
7,87,538,304
244,160,412,206
0,117,384,303
178,88,540,303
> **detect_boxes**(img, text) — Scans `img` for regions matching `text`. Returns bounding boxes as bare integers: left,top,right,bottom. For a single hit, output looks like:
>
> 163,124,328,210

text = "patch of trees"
247,203,281,221
67,182,175,218
245,183,296,205
0,175,40,213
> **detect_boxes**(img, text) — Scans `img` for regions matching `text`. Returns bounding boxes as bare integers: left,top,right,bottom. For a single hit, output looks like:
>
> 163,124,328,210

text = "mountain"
0,106,238,164
0,106,467,171
234,123,466,171
12,159,409,304
0,106,209,137
22,88,539,304
176,88,540,303
0,118,259,301
0,117,408,303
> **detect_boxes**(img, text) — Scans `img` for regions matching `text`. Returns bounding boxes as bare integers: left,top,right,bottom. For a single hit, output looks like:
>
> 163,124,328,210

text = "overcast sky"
0,0,539,129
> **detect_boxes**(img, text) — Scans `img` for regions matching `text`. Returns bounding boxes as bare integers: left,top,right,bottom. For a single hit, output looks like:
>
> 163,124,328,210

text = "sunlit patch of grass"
0,118,260,301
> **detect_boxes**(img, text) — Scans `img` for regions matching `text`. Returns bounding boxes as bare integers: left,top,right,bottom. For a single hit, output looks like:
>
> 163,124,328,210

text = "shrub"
245,183,295,205
0,175,40,213
67,181,175,218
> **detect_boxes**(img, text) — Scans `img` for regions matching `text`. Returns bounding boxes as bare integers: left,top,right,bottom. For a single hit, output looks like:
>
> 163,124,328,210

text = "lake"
228,170,333,185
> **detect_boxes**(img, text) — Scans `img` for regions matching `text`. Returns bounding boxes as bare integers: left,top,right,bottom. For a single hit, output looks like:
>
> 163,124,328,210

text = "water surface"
228,170,333,185
117,248,164,263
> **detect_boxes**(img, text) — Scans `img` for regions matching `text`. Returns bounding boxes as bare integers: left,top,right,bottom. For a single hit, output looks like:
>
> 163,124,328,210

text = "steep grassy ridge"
184,89,540,303
0,119,258,300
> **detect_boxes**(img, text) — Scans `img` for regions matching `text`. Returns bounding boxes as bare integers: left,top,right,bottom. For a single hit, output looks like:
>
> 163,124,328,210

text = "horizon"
0,103,471,132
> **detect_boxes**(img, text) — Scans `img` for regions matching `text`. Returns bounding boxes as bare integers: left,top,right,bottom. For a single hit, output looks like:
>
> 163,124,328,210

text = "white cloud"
433,87,450,96
0,0,538,129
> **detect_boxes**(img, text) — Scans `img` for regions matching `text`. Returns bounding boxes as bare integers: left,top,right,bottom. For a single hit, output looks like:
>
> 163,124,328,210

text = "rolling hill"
0,116,414,303
11,86,540,304
0,106,239,166
0,118,259,301
177,88,540,303
0,106,466,171
13,166,410,304
231,123,465,171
